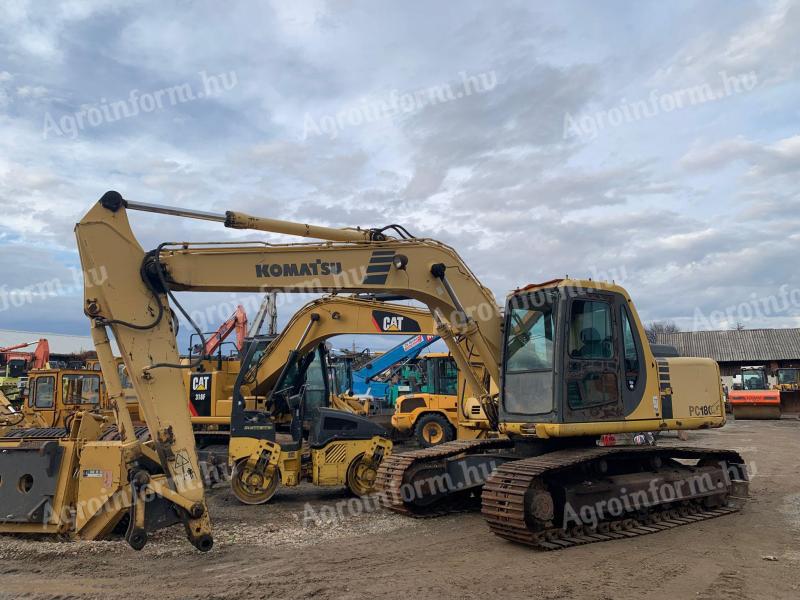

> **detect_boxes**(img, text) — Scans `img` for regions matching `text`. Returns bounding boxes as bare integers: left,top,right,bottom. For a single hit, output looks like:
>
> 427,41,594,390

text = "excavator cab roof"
511,278,630,299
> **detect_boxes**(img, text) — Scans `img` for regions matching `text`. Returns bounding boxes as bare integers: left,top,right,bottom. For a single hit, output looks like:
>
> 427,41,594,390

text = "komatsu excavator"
0,192,747,552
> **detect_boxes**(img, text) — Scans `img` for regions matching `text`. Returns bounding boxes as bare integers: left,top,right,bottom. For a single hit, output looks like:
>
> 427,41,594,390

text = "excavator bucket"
728,390,781,420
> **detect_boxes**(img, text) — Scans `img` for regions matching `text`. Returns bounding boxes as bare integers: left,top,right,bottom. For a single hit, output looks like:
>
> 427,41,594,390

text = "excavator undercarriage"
376,439,748,549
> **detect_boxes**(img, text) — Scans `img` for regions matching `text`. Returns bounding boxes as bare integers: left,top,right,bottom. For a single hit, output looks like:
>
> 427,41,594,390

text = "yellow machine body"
0,412,187,542
496,279,726,439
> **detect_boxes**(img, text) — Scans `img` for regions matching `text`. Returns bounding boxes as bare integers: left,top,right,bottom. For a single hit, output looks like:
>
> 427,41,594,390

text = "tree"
734,322,745,331
645,320,680,343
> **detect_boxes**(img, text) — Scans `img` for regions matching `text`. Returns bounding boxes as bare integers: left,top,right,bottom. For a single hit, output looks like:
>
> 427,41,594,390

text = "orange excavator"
0,339,50,403
0,340,50,365
201,305,248,356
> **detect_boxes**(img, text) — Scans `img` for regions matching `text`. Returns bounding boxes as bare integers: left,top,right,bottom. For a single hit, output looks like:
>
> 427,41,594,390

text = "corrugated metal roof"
655,329,800,363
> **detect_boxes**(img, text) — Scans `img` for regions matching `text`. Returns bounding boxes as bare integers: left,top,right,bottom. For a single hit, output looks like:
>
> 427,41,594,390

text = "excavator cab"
498,280,725,432
501,285,629,424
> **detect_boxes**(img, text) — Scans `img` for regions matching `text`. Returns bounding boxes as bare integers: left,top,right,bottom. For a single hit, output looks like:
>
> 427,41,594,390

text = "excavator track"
375,437,514,516
482,446,748,550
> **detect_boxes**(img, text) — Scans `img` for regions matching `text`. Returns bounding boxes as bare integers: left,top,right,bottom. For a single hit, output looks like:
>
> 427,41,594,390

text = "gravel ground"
0,419,798,599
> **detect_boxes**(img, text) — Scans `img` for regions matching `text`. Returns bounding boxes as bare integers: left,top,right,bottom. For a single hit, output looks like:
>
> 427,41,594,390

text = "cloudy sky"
0,0,798,352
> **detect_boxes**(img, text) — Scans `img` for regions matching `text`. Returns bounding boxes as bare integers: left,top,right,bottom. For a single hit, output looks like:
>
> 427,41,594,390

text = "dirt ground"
0,419,798,600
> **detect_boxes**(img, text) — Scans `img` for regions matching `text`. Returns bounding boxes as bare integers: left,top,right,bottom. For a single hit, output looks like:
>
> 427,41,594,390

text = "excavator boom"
246,295,436,397
0,342,36,353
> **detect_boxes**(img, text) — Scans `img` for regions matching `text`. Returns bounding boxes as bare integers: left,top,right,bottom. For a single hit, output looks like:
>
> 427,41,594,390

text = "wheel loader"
389,353,461,446
0,192,748,551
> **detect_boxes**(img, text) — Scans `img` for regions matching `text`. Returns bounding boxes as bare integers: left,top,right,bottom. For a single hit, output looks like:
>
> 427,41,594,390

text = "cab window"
778,369,798,385
565,299,619,410
621,307,640,390
742,370,766,390
303,352,328,417
506,307,555,371
433,358,458,396
62,374,100,405
568,300,613,359
6,359,27,378
503,298,556,415
33,376,55,409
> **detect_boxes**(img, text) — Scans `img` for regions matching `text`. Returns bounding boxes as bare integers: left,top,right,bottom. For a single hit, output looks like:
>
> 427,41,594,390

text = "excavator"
0,192,747,552
187,294,438,439
0,339,50,403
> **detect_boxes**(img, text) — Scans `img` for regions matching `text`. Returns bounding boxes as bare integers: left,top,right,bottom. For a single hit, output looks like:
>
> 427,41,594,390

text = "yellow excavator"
0,192,747,552
186,294,437,440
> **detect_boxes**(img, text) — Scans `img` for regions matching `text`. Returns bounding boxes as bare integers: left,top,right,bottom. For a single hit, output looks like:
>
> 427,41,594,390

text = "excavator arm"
203,305,247,356
75,200,213,551
244,295,436,398
74,191,504,551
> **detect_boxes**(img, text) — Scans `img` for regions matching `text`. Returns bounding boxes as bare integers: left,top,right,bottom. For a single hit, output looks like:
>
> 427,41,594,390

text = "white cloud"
650,0,799,87
0,0,797,340
681,134,800,177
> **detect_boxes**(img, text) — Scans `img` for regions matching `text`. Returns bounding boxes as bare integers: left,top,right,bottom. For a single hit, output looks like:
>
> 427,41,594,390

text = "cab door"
562,295,624,423
29,374,57,427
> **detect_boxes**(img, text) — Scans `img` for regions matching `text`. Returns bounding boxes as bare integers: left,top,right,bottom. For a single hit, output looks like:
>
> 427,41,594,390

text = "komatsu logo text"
255,260,343,278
